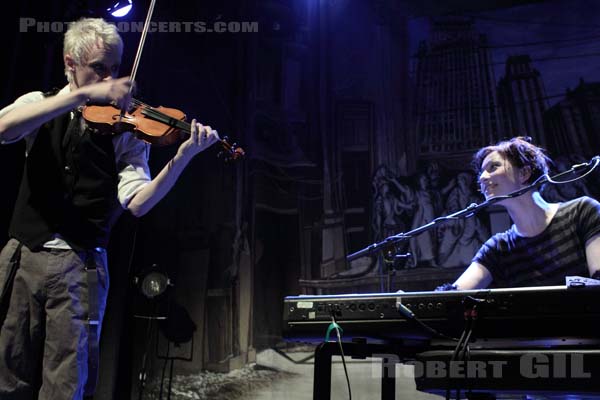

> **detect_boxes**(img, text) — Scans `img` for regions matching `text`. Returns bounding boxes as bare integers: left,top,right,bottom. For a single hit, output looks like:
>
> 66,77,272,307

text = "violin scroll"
218,136,245,163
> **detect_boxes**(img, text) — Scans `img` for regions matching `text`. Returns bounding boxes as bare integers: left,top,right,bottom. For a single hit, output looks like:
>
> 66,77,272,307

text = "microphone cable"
445,299,480,400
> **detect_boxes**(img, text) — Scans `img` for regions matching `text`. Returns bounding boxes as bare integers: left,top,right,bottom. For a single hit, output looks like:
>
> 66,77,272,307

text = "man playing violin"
0,18,219,399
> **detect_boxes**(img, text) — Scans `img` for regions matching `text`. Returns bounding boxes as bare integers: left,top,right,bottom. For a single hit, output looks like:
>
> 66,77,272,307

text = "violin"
82,99,245,162
80,0,244,162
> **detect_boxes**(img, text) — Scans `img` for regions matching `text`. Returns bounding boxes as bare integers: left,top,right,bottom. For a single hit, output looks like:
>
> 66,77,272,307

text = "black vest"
10,108,121,251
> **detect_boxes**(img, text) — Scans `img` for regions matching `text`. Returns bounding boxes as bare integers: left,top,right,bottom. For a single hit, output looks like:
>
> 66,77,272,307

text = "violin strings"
130,98,190,132
137,105,191,133
131,98,152,108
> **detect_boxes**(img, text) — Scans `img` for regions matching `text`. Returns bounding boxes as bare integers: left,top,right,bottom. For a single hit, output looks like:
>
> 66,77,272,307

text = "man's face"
478,151,527,199
67,43,121,88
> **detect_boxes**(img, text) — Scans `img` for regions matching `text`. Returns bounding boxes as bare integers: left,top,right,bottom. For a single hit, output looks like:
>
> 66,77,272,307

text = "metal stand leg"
381,356,396,400
313,342,334,400
312,341,419,400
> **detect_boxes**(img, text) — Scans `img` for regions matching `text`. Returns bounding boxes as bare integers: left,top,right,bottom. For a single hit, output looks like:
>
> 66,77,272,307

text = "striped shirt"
473,196,600,288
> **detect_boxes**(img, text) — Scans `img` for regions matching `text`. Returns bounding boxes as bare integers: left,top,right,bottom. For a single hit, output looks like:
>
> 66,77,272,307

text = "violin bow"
114,0,245,162
119,0,157,120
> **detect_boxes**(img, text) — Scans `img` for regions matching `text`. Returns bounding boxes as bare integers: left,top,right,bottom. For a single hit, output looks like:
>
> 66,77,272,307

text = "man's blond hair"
63,18,123,83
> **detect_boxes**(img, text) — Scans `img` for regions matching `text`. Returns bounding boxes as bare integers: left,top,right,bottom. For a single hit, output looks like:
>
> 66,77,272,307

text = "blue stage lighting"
107,0,132,17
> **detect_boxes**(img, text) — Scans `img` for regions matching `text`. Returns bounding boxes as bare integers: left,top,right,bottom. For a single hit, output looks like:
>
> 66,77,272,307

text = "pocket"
0,239,20,266
0,240,21,289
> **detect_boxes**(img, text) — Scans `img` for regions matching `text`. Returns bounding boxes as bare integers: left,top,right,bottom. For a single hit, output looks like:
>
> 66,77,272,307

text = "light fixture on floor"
137,268,170,298
134,264,173,299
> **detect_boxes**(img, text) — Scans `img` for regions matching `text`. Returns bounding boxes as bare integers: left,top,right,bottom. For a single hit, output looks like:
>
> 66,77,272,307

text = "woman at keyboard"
452,136,600,289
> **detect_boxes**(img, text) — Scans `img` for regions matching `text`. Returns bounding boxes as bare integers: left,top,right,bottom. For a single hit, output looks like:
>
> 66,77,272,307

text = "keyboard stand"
312,340,422,400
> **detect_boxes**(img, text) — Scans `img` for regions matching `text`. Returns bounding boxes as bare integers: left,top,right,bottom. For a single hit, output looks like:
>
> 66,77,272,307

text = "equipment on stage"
282,285,600,399
283,284,600,343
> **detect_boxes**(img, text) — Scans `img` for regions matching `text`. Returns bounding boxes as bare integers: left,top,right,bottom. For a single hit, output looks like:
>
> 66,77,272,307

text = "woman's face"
478,151,528,199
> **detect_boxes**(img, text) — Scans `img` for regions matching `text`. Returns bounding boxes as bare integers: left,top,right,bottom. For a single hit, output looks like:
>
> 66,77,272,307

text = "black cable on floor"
331,314,352,400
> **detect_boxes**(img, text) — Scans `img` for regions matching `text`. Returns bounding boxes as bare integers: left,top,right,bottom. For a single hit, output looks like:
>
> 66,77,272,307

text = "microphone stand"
345,156,600,290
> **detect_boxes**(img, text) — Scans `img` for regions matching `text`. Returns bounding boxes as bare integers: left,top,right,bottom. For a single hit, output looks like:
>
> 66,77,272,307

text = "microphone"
571,155,600,171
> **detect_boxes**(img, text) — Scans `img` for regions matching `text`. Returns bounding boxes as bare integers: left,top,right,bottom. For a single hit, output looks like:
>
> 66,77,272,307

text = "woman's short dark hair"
472,136,552,184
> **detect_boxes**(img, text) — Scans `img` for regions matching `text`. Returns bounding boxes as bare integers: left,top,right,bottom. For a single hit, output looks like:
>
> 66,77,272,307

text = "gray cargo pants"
0,239,109,400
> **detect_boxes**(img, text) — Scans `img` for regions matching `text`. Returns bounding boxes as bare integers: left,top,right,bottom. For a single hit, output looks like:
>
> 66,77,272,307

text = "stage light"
140,271,169,298
135,264,171,298
107,0,132,17
133,263,195,345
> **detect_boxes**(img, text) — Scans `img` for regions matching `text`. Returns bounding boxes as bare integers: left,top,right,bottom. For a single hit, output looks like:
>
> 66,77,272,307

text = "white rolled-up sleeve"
113,132,151,208
0,91,45,145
